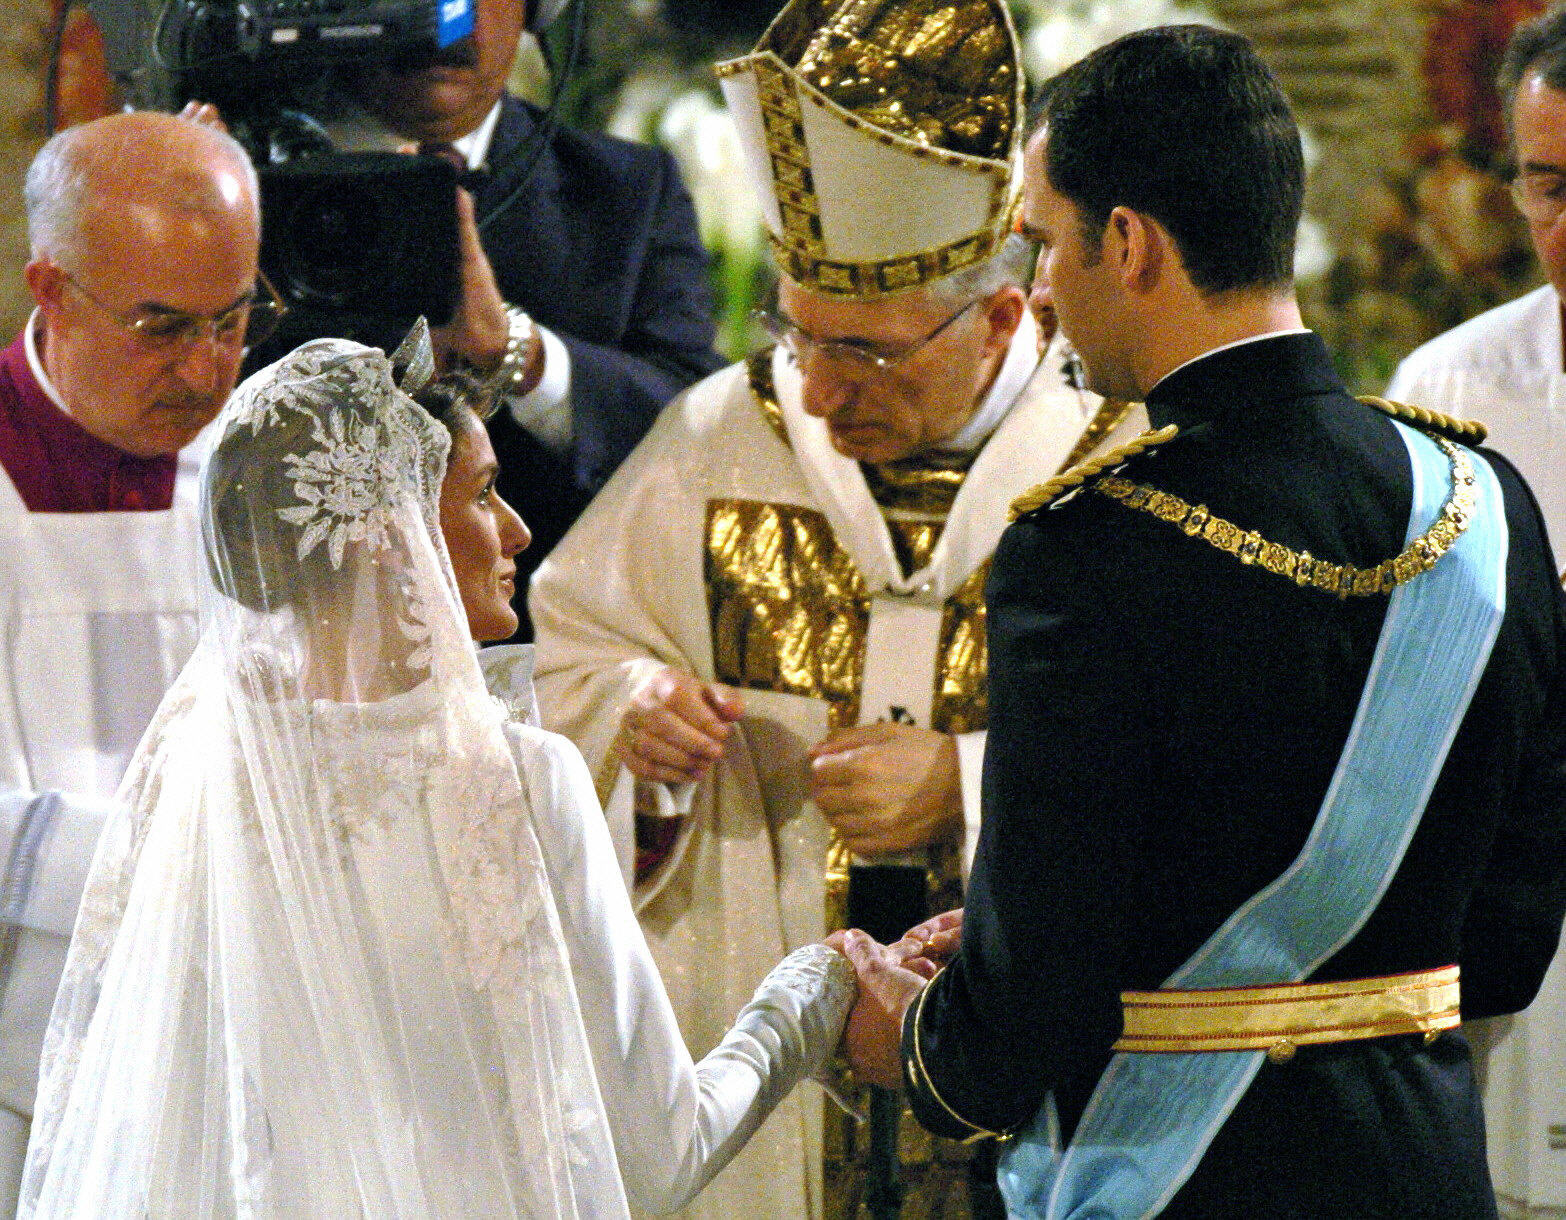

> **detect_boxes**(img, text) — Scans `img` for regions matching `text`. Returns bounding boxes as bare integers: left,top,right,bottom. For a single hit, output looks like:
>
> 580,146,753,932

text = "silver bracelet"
491,305,538,395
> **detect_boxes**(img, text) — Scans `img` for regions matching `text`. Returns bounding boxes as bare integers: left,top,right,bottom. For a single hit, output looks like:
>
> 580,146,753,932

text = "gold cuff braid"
906,966,1011,1143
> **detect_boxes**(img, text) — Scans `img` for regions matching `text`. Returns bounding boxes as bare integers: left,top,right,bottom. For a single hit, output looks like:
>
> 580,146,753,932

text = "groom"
836,24,1566,1218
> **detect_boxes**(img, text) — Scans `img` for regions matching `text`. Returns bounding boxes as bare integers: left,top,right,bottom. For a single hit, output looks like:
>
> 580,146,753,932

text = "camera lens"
275,181,385,307
258,152,460,333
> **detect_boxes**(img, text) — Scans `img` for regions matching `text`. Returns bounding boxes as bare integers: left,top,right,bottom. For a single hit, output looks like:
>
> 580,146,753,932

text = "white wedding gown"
483,645,855,1213
18,336,854,1218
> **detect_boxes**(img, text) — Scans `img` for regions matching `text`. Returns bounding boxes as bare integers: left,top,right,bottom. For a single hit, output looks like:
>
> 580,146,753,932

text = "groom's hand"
827,929,928,1089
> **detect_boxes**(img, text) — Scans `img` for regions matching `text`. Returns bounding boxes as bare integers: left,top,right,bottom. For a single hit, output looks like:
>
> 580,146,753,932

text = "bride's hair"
204,400,344,612
409,365,497,438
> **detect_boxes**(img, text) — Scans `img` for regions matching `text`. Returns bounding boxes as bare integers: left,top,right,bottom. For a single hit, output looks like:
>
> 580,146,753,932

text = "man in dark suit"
352,0,725,638
835,24,1566,1217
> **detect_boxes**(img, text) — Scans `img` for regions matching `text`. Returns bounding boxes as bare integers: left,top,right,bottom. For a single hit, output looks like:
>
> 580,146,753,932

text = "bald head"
22,113,264,458
26,111,258,272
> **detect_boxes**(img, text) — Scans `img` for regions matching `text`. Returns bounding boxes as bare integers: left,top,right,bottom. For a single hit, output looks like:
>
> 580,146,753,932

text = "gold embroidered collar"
747,348,790,448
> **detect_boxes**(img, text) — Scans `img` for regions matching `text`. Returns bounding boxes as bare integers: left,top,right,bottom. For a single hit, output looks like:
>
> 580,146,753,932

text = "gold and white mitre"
716,0,1024,299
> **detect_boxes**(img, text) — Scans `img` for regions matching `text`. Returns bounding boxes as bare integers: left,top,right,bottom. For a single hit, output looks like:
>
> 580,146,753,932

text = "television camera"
81,0,570,359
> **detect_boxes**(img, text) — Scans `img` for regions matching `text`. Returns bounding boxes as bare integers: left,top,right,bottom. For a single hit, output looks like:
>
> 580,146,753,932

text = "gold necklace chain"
1092,434,1477,599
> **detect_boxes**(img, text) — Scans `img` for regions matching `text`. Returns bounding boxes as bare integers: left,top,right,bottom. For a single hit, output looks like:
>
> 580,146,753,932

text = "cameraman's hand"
431,187,520,378
396,142,543,392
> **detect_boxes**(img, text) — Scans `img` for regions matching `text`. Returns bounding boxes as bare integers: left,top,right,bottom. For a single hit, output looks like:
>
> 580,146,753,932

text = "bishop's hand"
810,723,962,855
616,665,745,785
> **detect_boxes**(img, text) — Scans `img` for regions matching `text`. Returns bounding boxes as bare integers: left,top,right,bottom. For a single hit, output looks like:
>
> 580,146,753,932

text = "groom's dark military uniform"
904,332,1566,1217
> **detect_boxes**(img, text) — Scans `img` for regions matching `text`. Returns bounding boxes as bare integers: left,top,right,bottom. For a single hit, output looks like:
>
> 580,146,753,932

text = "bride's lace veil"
20,333,626,1217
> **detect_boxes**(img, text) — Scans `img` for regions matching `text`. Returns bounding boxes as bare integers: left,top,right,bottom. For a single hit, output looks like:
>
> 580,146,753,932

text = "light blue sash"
997,422,1509,1219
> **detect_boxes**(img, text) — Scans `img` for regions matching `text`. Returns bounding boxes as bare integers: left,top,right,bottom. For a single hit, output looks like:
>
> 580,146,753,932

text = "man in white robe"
1387,10,1566,1211
531,3,1143,1215
0,111,263,1211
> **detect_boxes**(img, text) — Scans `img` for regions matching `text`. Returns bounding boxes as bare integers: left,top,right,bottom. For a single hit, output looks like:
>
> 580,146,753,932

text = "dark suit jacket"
904,333,1566,1217
476,95,725,638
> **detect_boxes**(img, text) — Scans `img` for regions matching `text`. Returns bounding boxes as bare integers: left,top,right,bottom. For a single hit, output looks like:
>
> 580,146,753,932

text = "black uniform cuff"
901,967,1009,1142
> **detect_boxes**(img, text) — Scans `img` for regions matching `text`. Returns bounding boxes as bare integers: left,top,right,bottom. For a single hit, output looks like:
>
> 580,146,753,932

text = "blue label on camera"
438,0,474,46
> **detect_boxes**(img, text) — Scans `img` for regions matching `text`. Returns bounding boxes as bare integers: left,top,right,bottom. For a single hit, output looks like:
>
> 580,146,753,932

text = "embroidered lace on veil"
20,336,627,1217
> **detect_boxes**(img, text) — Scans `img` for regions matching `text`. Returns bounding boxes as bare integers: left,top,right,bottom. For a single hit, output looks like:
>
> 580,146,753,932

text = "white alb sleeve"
956,729,986,878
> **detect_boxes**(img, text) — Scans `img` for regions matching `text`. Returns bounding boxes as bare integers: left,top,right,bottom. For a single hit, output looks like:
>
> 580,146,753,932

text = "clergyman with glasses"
529,2,1143,1215
0,110,277,1213
1387,5,1566,1211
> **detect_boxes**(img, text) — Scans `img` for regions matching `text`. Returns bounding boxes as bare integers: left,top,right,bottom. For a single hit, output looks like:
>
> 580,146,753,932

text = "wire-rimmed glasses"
752,298,980,373
63,269,289,353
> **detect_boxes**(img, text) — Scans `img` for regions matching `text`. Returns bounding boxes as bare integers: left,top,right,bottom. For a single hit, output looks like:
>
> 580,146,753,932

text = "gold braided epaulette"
1360,395,1487,445
1006,396,1485,523
1009,424,1179,520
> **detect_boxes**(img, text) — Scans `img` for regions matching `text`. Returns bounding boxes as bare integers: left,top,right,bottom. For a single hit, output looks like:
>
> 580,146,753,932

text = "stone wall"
1217,0,1541,388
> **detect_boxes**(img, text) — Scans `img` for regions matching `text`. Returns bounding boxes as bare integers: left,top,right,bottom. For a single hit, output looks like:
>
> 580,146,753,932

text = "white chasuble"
1389,286,1566,1213
533,320,1144,1220
0,450,204,1213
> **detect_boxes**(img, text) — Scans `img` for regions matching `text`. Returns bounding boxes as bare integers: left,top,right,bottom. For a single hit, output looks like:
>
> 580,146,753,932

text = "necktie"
417,142,487,192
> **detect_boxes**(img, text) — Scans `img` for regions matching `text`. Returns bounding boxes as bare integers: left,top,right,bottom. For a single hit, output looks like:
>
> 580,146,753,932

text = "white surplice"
531,319,1146,1219
1389,286,1566,1213
0,438,205,1214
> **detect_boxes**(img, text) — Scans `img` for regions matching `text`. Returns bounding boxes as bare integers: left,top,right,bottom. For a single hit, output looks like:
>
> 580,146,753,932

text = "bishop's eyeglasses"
752,297,979,374
62,270,289,354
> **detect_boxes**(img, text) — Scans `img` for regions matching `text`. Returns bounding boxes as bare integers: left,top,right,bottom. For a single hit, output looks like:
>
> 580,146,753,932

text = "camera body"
256,151,463,361
90,0,474,114
86,0,477,353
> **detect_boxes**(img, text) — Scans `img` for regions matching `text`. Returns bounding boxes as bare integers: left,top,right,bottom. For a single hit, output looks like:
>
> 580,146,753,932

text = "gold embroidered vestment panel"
704,500,987,734
708,354,994,1218
710,351,989,733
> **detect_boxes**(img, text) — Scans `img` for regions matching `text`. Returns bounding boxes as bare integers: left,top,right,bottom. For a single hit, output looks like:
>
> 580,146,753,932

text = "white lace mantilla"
225,339,450,570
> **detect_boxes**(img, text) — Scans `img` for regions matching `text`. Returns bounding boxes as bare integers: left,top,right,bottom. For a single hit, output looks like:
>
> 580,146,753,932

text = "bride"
19,333,854,1217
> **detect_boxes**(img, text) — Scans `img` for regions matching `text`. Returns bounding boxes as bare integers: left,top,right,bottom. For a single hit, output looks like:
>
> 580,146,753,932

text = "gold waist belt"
1113,965,1460,1064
